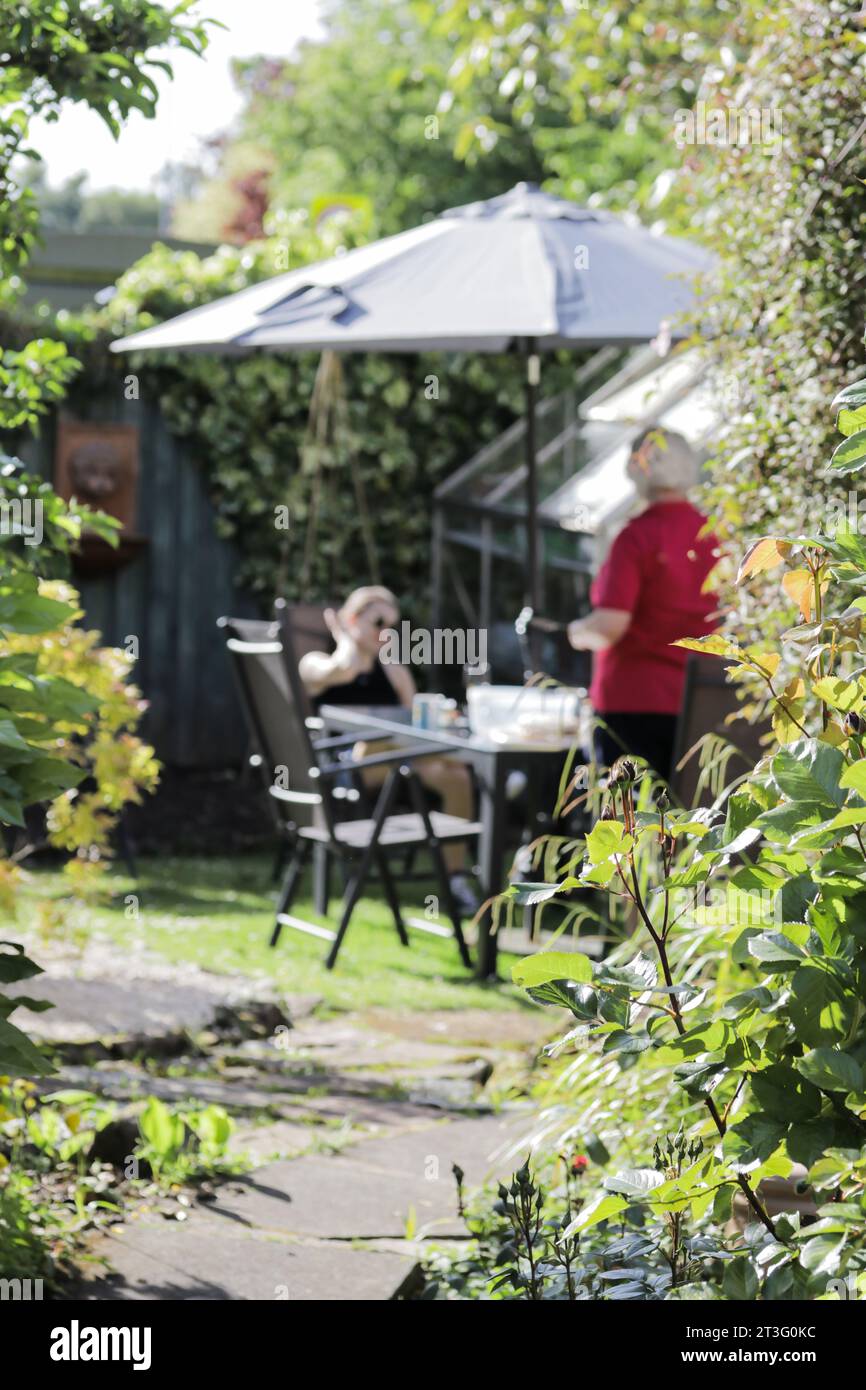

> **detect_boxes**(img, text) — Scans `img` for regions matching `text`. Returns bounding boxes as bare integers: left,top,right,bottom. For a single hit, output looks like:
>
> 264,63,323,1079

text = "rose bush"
474,365,866,1300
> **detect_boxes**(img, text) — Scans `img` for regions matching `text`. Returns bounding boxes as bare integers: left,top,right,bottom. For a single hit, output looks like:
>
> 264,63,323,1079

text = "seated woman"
567,426,720,781
299,585,479,914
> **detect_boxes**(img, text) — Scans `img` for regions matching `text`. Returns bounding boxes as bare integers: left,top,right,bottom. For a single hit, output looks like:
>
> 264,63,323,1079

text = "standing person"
299,586,479,914
566,426,720,780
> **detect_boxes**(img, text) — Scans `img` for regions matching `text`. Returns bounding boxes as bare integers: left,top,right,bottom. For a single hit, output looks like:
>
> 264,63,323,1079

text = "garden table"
318,702,579,978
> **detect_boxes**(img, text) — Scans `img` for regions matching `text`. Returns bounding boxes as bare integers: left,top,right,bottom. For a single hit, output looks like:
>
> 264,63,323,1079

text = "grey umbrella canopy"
112,183,712,605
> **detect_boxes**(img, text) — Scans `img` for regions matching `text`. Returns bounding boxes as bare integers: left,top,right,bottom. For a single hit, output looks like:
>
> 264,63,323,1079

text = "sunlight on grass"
21,855,530,1014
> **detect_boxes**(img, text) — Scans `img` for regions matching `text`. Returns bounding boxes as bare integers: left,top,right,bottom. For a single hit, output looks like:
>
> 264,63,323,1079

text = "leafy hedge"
697,1,866,636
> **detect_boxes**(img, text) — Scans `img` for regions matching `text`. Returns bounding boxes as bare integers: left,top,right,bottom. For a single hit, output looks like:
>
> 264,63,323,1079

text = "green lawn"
22,855,530,1015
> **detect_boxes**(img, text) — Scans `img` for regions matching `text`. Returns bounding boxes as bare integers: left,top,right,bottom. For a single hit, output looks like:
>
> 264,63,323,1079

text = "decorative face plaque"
55,420,139,530
55,419,146,575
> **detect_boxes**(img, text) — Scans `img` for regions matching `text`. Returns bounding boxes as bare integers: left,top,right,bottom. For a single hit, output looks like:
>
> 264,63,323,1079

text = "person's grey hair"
629,425,699,495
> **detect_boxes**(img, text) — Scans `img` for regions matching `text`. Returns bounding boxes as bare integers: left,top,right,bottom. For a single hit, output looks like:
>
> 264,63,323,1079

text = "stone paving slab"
8,930,319,1049
204,1110,530,1242
21,939,548,1302
228,1120,323,1164
66,1107,534,1300
205,1156,462,1240
359,1006,555,1050
13,975,253,1046
232,1027,493,1073
67,1219,419,1302
225,1033,493,1079
43,1064,310,1115
288,1091,457,1128
348,1109,531,1182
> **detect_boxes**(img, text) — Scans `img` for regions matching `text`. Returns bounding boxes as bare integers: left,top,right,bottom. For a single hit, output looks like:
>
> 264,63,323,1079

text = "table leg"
473,753,509,979
313,843,331,916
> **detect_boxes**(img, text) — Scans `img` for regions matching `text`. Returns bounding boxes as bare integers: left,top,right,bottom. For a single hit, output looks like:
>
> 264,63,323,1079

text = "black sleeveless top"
311,660,399,712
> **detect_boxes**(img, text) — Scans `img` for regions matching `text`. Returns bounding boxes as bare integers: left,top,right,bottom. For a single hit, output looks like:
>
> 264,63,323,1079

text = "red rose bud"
571,1154,589,1173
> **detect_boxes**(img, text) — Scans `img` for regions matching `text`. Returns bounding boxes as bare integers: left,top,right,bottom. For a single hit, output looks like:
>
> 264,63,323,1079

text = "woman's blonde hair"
339,585,399,623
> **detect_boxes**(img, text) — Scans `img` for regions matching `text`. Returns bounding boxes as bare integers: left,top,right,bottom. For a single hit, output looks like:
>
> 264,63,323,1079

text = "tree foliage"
21,162,161,233
428,0,736,212
179,0,739,245
0,1,211,305
182,0,549,242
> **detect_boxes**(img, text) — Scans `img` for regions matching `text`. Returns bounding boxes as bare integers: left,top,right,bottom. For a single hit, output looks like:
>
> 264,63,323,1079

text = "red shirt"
589,500,719,715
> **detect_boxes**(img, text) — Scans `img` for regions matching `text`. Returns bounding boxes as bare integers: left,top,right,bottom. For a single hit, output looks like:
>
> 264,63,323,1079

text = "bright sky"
28,0,324,192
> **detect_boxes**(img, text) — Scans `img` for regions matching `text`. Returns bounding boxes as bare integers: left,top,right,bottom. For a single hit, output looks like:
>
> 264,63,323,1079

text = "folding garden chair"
219,603,411,898
222,603,479,970
218,613,310,885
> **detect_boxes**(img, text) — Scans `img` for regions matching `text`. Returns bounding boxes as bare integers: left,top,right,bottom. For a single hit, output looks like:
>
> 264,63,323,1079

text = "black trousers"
594,711,678,782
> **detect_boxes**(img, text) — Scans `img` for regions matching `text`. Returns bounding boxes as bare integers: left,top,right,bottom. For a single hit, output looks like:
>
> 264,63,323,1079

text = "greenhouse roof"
436,346,716,539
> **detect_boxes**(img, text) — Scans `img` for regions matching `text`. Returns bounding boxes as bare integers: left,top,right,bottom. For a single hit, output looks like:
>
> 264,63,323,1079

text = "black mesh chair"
218,613,323,906
220,605,348,897
282,601,335,664
220,601,479,970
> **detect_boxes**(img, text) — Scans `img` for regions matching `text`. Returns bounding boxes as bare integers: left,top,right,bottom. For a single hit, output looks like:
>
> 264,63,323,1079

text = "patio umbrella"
112,182,712,609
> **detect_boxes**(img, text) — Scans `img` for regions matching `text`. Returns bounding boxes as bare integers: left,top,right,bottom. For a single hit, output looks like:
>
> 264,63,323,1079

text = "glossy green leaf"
723,1258,758,1300
512,951,593,988
829,426,866,472
795,1048,863,1093
746,931,806,970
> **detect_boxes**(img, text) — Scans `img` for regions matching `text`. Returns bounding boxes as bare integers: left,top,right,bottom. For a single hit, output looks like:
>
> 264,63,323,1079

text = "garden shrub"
0,459,160,1075
487,364,866,1300
0,0,212,1083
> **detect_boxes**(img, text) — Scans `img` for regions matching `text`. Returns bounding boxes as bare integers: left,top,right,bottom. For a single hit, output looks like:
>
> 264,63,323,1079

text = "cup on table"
411,693,447,730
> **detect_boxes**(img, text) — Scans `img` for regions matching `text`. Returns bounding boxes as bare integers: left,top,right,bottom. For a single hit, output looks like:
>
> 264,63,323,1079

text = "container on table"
411,693,448,731
466,684,582,744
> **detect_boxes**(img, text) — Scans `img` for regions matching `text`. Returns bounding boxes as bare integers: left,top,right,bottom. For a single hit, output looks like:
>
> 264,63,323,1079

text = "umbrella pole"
524,340,542,661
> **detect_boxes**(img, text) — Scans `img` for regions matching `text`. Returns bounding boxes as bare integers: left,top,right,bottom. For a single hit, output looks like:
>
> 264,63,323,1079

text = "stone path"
67,1110,532,1301
19,935,552,1301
